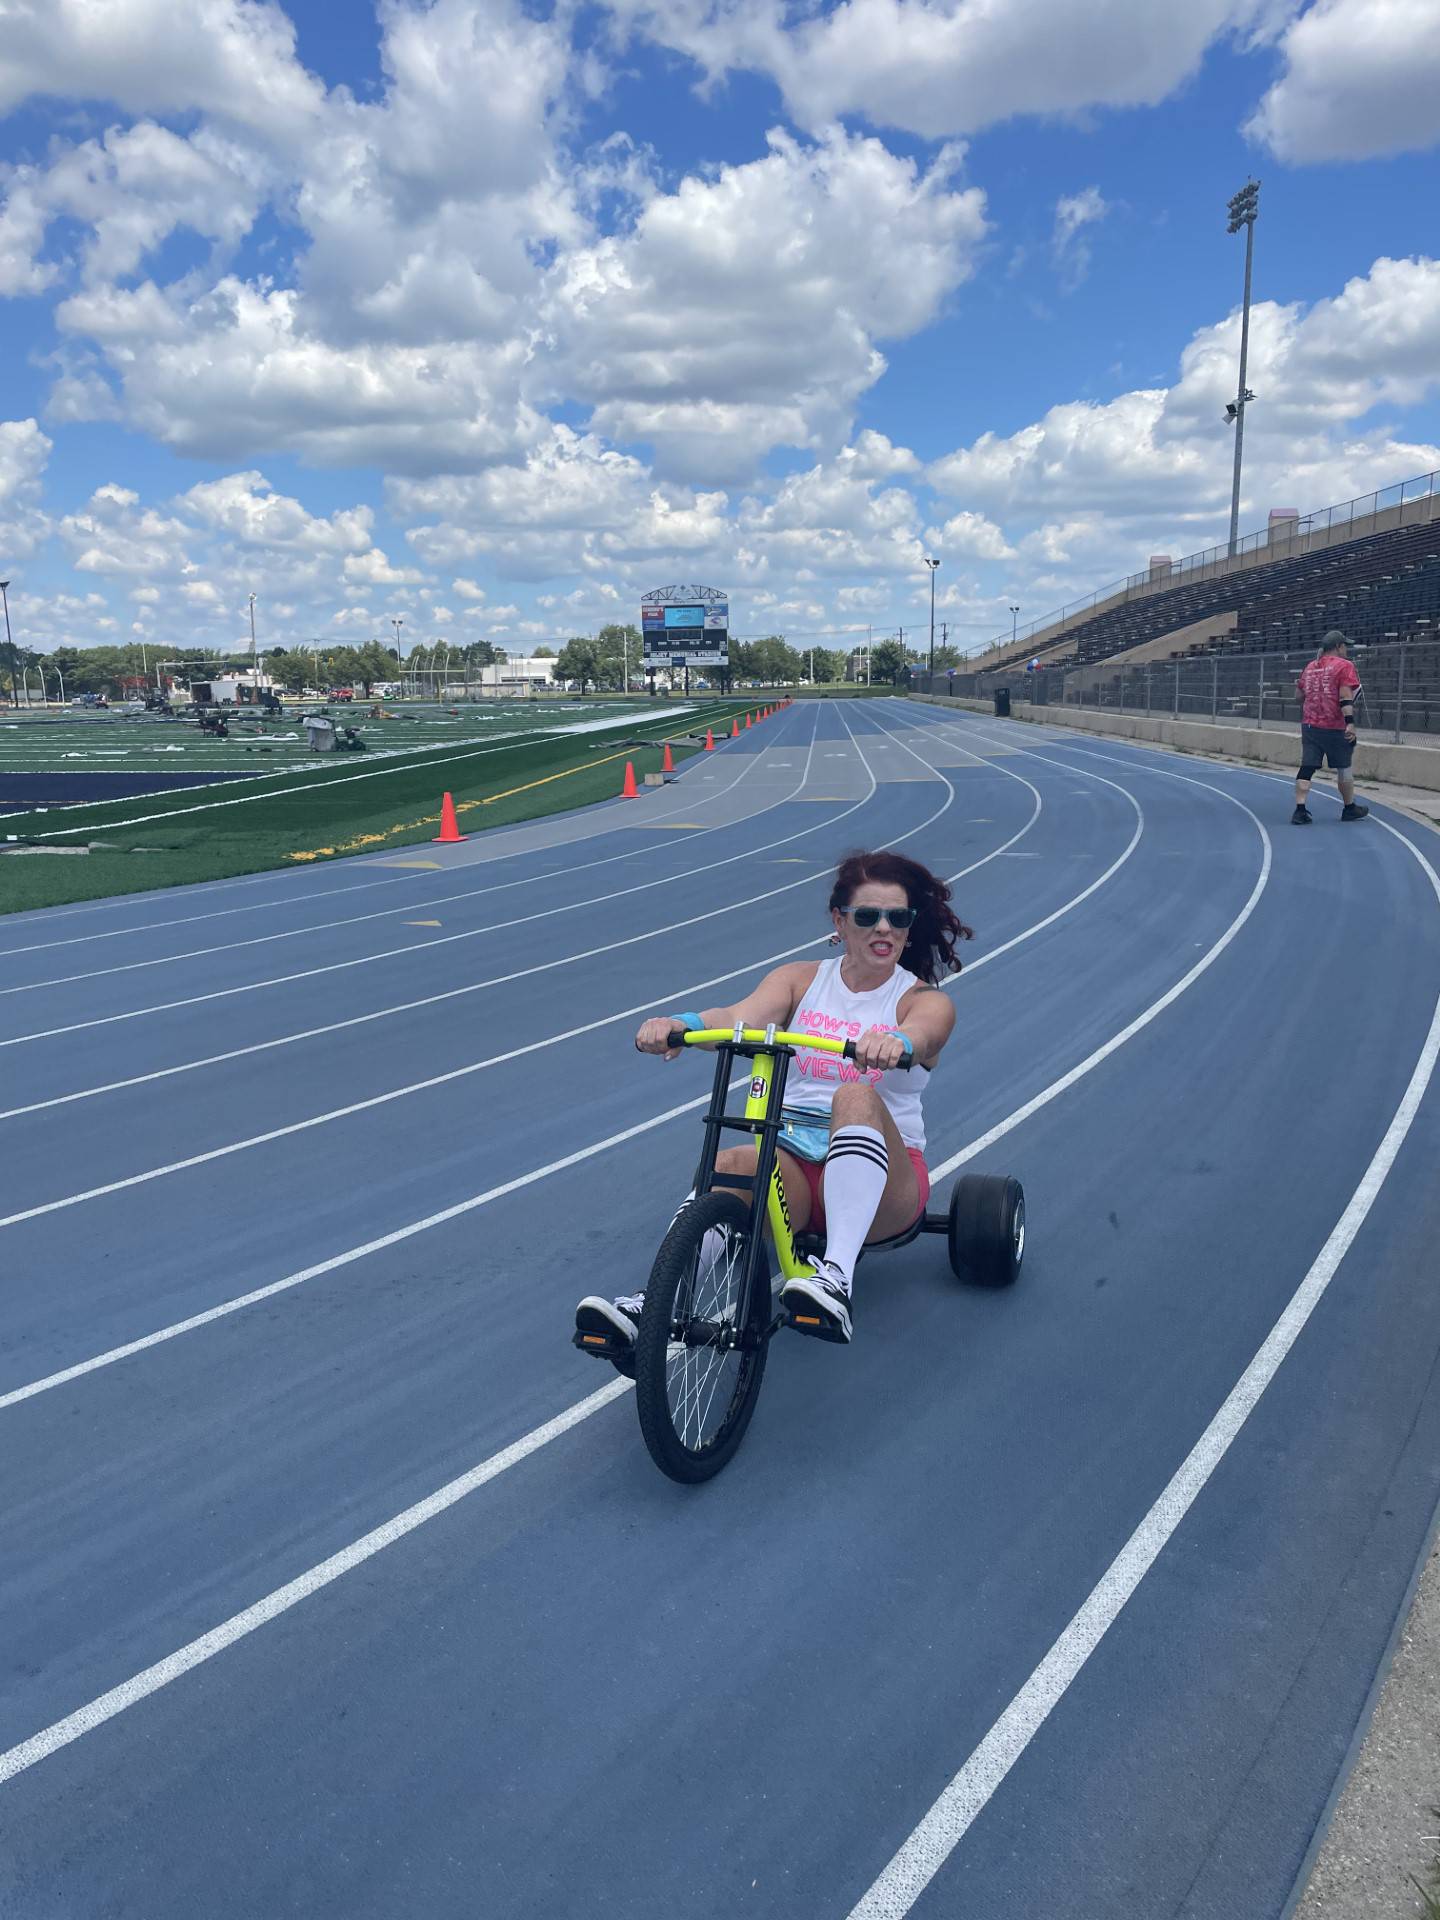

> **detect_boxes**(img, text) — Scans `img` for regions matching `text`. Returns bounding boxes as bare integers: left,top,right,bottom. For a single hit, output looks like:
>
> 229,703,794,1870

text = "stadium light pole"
0,579,15,707
925,557,940,679
1226,180,1260,558
1010,604,1020,648
248,592,259,694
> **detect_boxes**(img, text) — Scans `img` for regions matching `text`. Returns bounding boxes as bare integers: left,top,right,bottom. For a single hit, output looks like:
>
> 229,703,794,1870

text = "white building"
181,672,282,704
472,656,555,692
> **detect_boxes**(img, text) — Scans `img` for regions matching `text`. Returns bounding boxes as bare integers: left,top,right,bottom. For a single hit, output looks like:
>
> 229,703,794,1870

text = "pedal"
572,1329,631,1360
782,1304,851,1345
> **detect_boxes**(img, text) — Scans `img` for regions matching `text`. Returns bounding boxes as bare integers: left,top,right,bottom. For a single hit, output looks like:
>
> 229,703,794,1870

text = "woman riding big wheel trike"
572,850,1027,1484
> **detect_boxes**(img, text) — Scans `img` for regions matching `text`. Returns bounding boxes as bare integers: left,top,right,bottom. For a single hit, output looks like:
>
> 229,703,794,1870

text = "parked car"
327,686,355,702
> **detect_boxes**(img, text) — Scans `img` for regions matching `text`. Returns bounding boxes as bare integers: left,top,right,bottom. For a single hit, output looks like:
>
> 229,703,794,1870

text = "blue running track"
1,697,1438,1918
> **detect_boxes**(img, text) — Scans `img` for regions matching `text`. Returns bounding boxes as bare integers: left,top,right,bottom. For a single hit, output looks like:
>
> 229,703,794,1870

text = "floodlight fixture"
1226,181,1260,233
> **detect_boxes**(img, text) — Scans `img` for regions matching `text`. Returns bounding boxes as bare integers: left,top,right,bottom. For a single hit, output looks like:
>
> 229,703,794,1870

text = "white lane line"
0,730,880,1051
930,789,1269,1179
0,712,771,928
0,717,783,957
0,1375,636,1786
0,1086,732,1411
0,706,814,960
865,704,1144,967
0,718,901,1219
11,707,713,838
0,765,1197,1400
1,723,853,996
0,799,1342,1794
0,754,1047,1394
0,719,969,1093
848,815,1440,1920
0,942,833,1201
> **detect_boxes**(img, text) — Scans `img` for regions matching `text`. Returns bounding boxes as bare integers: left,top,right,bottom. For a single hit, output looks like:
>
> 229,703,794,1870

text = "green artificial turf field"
1,698,753,913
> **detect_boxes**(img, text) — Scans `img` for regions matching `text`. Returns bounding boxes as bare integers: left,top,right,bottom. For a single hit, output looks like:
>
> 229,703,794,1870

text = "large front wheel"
635,1191,769,1483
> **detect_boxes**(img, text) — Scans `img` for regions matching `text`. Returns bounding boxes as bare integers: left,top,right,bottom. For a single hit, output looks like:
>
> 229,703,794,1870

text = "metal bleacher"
1051,519,1440,671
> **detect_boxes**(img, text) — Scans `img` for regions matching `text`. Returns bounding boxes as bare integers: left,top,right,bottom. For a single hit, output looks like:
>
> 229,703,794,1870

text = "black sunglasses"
837,906,917,930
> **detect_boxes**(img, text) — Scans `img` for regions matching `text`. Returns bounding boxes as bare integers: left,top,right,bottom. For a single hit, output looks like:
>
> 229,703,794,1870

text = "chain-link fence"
910,637,1440,743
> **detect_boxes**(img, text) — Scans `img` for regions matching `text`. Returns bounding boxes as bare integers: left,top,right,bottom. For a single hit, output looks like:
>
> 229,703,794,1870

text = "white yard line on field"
0,712,793,957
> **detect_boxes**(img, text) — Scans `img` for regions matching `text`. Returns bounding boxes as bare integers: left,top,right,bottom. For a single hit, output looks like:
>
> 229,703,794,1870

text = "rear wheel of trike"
635,1191,770,1483
947,1174,1025,1288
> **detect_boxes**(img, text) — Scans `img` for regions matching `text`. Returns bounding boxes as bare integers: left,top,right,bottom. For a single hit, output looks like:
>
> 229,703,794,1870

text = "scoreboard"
640,585,728,667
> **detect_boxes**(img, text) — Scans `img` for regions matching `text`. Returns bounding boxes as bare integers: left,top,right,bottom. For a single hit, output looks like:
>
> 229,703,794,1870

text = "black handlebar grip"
666,1029,688,1050
841,1038,914,1069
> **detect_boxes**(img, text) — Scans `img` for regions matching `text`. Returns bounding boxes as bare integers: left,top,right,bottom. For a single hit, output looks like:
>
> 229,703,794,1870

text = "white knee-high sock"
821,1125,889,1286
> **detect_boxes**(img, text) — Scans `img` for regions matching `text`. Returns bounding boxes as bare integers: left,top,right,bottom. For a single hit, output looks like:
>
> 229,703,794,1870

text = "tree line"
547,626,952,694
3,625,963,701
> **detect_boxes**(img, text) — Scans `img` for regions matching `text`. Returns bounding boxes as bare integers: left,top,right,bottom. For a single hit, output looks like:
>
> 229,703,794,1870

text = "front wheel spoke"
694,1346,736,1443
667,1342,705,1439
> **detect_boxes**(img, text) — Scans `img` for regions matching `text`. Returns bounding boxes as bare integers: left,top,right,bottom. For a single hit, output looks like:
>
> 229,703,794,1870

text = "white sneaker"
574,1292,645,1354
780,1260,852,1344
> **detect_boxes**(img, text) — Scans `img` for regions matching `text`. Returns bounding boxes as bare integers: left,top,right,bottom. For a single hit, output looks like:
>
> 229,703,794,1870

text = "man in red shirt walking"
1293,631,1368,825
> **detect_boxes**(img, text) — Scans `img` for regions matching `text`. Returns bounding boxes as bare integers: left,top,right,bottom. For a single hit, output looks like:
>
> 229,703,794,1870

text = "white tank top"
784,956,930,1151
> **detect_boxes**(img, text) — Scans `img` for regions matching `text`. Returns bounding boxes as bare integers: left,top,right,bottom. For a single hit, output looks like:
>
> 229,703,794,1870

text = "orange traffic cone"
662,741,674,774
731,717,740,737
434,792,466,843
620,760,639,799
744,712,752,729
704,727,715,751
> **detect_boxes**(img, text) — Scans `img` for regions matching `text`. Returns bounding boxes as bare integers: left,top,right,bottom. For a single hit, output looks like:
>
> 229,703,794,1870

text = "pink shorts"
787,1145,930,1235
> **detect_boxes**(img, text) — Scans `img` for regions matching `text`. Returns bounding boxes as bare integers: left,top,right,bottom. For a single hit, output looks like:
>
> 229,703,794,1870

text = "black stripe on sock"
826,1141,890,1174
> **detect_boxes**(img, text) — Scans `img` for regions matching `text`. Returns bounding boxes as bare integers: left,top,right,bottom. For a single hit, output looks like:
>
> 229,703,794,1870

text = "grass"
1,700,752,913
1411,1808,1440,1917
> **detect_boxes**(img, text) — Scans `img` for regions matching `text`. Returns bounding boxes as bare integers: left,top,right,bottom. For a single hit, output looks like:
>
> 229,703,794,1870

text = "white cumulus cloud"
605,0,1275,140
1247,0,1440,162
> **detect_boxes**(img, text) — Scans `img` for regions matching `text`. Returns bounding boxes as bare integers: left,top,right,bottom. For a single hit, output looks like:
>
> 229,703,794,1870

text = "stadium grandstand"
916,469,1440,735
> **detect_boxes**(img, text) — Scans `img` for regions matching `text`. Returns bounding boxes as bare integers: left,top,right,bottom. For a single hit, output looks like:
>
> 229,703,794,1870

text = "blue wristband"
673,1011,704,1032
895,1032,913,1057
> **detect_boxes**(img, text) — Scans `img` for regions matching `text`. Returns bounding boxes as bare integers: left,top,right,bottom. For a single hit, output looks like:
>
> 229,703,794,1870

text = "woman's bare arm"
635,962,818,1058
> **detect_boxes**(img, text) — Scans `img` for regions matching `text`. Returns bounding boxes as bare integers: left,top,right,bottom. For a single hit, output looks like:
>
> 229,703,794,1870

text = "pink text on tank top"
784,956,929,1149
794,1004,895,1086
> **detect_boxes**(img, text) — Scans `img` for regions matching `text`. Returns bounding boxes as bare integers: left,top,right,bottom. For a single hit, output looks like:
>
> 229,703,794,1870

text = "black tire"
948,1174,1025,1288
635,1191,769,1483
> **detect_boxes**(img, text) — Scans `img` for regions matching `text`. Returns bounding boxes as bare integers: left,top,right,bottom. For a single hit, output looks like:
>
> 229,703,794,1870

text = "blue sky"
1,0,1438,660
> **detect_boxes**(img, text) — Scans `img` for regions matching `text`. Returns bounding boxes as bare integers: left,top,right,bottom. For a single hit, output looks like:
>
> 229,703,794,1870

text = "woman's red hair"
828,849,974,985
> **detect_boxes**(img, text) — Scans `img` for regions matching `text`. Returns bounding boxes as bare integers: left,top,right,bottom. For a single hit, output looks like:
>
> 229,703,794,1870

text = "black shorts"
1300,725,1353,771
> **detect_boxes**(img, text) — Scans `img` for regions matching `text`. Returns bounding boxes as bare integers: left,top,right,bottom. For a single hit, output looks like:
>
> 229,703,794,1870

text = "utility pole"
1226,180,1260,558
925,556,939,681
0,579,15,708
248,592,259,693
